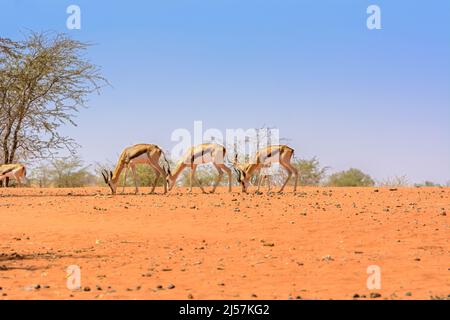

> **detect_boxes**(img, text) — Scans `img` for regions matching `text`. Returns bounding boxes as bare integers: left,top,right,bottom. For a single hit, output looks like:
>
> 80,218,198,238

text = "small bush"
414,181,441,187
378,175,409,187
327,168,375,187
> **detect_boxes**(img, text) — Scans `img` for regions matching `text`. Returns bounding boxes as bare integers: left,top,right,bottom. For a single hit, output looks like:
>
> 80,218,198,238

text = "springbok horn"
101,170,108,183
233,167,241,182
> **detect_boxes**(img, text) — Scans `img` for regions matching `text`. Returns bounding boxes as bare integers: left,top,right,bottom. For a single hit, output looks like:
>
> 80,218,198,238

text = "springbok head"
101,169,117,195
164,166,176,191
233,154,250,193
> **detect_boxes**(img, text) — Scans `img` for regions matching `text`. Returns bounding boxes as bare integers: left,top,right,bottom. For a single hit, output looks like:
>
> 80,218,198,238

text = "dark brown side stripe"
127,148,148,161
190,147,214,163
259,148,280,163
0,167,15,175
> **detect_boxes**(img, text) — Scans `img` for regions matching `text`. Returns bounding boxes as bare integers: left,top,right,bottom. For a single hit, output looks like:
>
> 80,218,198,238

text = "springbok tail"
286,146,295,159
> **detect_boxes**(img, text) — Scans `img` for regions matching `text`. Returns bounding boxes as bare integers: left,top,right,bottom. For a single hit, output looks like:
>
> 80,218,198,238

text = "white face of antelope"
166,175,175,191
102,170,117,195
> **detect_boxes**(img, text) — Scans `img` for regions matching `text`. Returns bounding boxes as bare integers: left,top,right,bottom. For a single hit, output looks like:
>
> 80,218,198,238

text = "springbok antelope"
0,163,27,187
233,145,298,193
101,144,171,195
167,143,232,193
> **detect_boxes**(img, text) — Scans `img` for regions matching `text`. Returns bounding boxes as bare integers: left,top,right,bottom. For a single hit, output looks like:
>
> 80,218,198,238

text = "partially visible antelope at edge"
0,163,27,187
166,143,232,193
101,144,171,195
233,145,298,193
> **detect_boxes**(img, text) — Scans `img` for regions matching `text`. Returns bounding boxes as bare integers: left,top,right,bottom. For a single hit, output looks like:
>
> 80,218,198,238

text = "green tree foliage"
326,168,375,187
292,157,328,186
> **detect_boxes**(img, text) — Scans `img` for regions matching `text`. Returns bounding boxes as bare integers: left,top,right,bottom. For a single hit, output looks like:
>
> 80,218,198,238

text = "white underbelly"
192,154,214,164
129,153,151,165
260,163,280,175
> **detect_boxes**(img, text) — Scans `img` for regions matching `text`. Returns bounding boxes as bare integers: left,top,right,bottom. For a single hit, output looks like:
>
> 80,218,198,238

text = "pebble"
23,284,41,291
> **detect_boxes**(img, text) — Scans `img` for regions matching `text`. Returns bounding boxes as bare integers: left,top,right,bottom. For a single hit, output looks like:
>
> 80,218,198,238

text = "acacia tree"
0,32,107,185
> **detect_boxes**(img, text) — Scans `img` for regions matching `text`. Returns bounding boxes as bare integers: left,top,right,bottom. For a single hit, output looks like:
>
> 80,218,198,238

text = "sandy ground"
0,186,449,300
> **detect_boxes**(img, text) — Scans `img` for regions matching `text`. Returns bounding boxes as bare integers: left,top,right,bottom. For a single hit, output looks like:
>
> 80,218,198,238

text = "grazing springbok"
101,144,171,195
167,143,232,193
0,164,27,187
233,145,298,193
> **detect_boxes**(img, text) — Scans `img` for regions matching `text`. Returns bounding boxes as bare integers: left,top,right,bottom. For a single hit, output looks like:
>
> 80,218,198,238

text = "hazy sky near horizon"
1,0,449,183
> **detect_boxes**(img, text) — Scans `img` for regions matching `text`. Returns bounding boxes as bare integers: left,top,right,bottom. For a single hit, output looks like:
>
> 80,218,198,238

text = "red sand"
0,186,449,300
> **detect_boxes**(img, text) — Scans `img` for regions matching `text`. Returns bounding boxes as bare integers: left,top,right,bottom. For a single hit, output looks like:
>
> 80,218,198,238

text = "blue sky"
1,0,449,183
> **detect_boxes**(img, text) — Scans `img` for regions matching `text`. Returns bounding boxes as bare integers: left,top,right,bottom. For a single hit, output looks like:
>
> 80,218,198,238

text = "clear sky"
1,0,449,183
